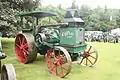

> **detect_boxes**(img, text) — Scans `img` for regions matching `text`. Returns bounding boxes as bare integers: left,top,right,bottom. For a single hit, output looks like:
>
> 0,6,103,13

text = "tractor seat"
0,52,6,59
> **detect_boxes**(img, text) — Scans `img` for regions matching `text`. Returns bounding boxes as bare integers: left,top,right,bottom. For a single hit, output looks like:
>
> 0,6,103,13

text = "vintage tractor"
0,40,16,80
15,9,98,78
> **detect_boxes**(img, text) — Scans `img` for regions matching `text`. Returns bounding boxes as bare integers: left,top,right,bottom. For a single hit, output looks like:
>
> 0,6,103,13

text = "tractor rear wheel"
15,33,37,64
1,64,16,80
45,46,72,78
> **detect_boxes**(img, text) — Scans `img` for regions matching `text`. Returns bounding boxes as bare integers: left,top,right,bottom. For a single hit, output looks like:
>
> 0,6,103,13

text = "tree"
0,0,41,33
38,5,66,24
79,5,117,31
116,10,120,28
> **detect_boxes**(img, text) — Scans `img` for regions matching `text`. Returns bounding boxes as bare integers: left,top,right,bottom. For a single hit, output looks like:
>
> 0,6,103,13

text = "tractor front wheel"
45,46,72,78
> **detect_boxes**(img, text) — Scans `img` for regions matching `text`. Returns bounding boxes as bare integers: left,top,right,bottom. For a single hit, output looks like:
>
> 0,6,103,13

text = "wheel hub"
20,45,23,50
54,58,62,66
85,51,90,57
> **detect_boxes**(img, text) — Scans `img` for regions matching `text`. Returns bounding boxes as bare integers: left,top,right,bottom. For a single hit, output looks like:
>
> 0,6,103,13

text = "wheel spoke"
80,57,84,64
47,59,52,68
86,58,87,66
18,37,21,44
15,44,21,48
87,58,93,65
21,58,26,63
52,49,56,58
21,35,25,45
17,50,22,56
56,65,58,76
89,55,96,60
61,65,68,71
61,65,64,77
23,43,28,49
86,56,88,66
19,52,24,58
58,49,61,57
62,60,67,63
89,51,95,54
23,49,29,57
88,46,92,53
23,52,28,59
50,65,57,71
23,48,28,53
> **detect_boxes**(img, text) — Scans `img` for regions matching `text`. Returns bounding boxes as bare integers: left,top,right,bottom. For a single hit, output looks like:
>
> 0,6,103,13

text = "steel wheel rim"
1,67,8,80
15,34,29,63
15,33,37,64
80,44,98,66
1,64,16,80
46,47,72,78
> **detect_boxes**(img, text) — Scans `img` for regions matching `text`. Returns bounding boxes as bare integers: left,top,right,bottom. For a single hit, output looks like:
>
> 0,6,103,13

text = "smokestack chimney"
64,9,84,27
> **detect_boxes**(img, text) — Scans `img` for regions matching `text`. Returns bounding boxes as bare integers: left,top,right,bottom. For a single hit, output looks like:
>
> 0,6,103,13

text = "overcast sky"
42,0,120,9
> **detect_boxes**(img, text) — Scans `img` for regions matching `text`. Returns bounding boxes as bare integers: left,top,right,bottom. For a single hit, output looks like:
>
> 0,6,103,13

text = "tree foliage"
1,0,120,33
79,5,119,31
0,0,41,33
38,5,66,25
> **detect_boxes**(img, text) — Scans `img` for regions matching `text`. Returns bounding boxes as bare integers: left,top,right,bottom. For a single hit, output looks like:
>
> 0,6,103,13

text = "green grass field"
1,38,120,80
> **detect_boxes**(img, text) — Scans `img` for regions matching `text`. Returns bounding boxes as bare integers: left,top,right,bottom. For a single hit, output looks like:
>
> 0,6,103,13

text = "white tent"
111,28,120,36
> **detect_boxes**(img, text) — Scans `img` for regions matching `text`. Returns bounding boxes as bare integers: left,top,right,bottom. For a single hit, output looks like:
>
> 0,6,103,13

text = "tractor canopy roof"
16,10,57,18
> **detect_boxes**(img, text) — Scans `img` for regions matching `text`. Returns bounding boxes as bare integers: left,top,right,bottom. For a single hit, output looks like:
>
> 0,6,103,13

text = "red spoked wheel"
15,33,37,64
79,44,98,67
45,46,72,78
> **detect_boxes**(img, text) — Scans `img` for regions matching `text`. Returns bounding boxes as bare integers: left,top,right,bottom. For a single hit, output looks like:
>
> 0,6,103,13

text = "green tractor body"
15,9,98,78
17,9,86,53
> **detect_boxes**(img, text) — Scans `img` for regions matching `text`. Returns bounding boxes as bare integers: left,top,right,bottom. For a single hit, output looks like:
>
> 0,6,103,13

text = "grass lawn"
1,38,120,80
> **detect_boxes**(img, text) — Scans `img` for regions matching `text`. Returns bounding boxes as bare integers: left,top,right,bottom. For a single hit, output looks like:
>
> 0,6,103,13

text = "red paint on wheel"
79,45,98,66
45,48,71,78
15,34,28,64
